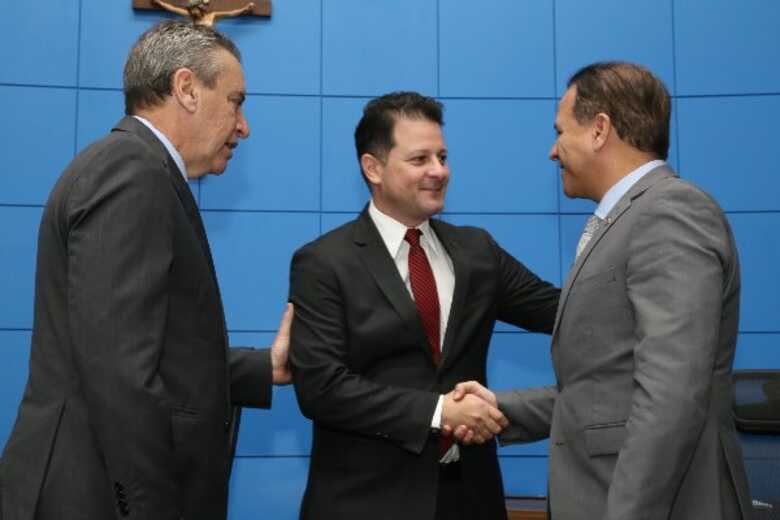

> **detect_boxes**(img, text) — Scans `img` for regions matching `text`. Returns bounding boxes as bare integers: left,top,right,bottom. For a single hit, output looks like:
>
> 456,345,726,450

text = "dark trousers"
435,462,464,520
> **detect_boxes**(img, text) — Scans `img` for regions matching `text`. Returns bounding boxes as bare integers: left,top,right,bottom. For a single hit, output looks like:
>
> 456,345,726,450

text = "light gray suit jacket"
497,166,753,520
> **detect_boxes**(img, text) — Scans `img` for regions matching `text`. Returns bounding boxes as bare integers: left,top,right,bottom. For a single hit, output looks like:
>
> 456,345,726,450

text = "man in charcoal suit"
455,62,753,520
289,91,560,520
1,21,292,520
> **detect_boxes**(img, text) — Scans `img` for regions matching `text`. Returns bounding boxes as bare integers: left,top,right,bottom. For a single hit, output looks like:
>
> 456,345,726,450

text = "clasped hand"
441,381,507,445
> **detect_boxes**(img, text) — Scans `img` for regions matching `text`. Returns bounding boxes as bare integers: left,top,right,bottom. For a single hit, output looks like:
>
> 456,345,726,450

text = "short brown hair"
568,62,671,159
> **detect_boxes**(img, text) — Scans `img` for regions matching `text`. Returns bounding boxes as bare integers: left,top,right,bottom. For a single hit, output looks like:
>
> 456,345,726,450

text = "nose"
549,141,558,162
236,109,250,139
430,157,449,179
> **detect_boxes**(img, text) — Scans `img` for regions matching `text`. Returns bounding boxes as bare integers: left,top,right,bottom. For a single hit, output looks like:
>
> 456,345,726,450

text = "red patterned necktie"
404,229,453,456
404,228,441,365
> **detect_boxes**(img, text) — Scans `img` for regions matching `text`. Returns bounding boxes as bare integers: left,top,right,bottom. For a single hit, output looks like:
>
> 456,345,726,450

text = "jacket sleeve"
496,386,557,444
228,347,273,408
66,143,182,519
288,245,439,454
490,235,560,333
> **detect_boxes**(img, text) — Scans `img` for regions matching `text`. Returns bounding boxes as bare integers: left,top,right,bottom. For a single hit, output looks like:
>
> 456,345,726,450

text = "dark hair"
123,21,241,115
567,62,671,159
354,91,444,170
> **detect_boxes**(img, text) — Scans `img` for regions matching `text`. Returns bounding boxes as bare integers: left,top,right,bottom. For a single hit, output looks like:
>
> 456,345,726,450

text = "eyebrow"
405,147,447,156
231,92,246,106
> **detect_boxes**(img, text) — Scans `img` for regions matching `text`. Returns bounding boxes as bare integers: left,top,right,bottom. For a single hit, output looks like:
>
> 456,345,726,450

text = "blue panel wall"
1,2,778,518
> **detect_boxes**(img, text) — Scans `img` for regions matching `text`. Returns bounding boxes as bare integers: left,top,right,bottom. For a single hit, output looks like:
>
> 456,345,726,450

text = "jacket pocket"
584,421,627,456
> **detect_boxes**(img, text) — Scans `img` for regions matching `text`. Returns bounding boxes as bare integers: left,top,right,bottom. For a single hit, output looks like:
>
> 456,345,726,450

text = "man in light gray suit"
452,62,753,519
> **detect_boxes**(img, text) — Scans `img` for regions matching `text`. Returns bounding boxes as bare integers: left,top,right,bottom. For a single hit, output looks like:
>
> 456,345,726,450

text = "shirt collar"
368,200,441,258
132,115,188,181
594,159,665,219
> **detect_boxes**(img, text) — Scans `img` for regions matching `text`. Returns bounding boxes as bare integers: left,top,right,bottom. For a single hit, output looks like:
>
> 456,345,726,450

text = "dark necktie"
404,228,441,365
404,229,453,457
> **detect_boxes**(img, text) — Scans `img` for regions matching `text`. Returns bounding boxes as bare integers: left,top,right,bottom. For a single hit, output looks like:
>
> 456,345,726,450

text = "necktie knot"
575,214,603,259
404,228,422,248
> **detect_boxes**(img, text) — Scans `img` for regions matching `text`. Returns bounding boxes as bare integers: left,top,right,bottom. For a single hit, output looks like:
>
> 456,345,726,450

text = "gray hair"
123,20,241,115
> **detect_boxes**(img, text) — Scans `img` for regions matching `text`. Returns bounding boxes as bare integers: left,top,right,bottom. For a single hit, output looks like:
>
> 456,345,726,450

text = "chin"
209,164,229,175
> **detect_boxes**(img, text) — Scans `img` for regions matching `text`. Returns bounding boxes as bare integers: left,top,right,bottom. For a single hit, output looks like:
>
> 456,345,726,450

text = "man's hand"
452,380,497,407
441,389,507,445
270,303,294,385
445,381,501,445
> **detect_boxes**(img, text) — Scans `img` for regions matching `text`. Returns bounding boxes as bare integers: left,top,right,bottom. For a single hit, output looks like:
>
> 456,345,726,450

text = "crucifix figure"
152,0,255,27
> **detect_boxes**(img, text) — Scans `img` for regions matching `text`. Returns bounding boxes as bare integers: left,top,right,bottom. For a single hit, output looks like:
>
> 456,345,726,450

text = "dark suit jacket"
0,117,273,520
498,166,752,519
289,210,560,520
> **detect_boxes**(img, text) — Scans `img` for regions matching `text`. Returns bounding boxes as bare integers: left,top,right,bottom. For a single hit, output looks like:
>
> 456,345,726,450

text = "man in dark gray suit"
0,21,292,520
454,62,752,519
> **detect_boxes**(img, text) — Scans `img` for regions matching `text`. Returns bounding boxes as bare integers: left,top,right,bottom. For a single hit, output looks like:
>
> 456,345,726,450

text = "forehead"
556,86,577,120
391,116,445,149
213,49,246,90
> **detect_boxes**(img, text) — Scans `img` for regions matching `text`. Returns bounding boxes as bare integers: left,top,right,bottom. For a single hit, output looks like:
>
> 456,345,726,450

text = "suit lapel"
430,218,470,372
113,117,219,282
552,166,677,340
352,210,436,366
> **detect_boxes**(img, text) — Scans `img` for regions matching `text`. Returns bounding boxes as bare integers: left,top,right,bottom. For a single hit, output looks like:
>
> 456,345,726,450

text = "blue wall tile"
0,331,31,449
0,207,41,329
444,214,561,333
0,0,79,86
0,86,76,205
678,95,780,211
444,99,558,213
76,89,125,151
735,334,780,369
675,0,780,95
79,0,162,89
729,214,780,332
555,0,675,96
204,211,319,330
321,212,360,234
321,97,371,211
228,456,308,520
229,332,311,457
489,332,554,457
439,0,554,98
445,214,561,287
322,0,437,96
201,96,321,211
499,456,548,497
224,0,321,95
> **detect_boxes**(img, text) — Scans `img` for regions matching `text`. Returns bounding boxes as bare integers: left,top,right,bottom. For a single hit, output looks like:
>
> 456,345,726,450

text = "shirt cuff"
431,395,444,429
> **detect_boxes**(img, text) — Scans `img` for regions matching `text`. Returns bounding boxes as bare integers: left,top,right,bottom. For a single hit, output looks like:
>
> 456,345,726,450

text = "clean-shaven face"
191,49,250,177
550,86,596,200
371,116,450,227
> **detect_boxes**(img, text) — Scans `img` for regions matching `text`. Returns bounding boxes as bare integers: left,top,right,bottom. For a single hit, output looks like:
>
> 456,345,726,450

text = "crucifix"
133,0,271,27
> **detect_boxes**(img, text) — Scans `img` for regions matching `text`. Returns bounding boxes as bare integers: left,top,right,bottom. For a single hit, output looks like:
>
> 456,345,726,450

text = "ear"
591,112,612,152
360,153,384,188
171,68,198,113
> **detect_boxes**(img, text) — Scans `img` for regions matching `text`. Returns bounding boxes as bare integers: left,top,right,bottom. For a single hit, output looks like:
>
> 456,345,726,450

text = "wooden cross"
133,0,271,27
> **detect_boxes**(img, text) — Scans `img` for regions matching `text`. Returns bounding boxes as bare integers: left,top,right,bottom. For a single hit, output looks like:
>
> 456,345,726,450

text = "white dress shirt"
368,201,459,461
132,115,189,181
595,159,666,219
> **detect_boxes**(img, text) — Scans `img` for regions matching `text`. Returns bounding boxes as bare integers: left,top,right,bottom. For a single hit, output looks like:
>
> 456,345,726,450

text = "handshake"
441,381,506,445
